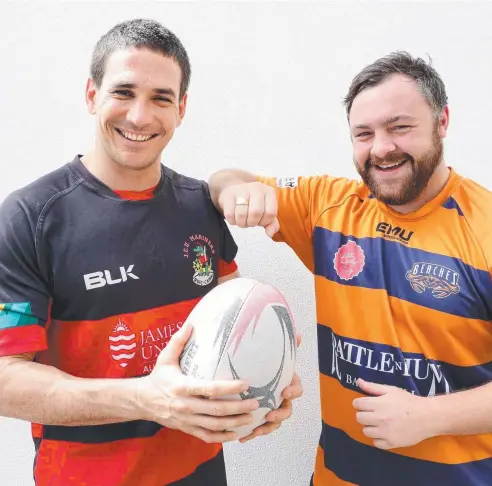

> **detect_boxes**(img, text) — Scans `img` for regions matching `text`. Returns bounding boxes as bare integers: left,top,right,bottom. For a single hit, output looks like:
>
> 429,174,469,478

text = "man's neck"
81,150,161,192
389,162,451,214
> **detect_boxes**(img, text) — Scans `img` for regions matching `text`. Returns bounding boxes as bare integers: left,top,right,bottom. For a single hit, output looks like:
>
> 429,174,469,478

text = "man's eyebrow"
353,115,416,130
383,114,416,125
153,88,176,98
110,83,177,98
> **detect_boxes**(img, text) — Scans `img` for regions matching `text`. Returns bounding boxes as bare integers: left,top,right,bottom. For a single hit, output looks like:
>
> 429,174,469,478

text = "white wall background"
1,1,492,485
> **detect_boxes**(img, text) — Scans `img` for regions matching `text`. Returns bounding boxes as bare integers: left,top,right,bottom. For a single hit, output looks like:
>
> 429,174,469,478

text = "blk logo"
84,265,139,290
376,222,414,244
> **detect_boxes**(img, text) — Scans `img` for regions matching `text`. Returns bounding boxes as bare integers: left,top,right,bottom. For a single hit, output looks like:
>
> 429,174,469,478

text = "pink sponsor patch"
333,240,365,281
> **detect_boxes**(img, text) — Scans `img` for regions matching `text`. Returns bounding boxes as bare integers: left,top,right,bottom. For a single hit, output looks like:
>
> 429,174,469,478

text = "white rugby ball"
179,277,297,439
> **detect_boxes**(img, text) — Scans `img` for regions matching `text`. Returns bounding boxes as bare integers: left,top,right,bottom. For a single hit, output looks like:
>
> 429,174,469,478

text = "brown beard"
356,129,443,205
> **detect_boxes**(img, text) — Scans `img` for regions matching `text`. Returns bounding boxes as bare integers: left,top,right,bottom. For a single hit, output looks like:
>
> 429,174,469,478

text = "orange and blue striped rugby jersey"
258,168,492,486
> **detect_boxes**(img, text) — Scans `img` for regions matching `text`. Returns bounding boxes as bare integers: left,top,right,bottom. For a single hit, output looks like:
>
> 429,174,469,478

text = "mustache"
366,153,414,169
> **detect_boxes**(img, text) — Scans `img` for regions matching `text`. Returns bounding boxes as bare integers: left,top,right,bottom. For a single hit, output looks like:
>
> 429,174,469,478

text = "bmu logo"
84,265,139,290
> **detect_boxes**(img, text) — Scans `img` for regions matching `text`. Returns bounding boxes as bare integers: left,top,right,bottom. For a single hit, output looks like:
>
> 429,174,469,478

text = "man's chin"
113,154,159,171
366,180,412,205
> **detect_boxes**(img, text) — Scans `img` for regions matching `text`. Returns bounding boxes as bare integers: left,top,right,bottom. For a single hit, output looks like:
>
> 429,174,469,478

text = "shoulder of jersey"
308,175,370,209
453,176,492,264
455,176,492,221
163,166,208,193
0,164,78,218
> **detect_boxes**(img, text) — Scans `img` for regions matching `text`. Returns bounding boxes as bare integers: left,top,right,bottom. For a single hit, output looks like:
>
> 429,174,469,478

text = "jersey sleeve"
0,195,50,357
256,175,358,272
217,219,239,276
218,258,238,277
219,217,238,264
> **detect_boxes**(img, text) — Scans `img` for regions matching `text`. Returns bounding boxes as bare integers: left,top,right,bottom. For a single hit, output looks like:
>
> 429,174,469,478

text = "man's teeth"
378,161,405,170
121,131,153,142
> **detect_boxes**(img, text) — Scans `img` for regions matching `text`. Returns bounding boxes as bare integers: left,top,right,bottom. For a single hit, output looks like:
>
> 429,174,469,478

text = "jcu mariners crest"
183,234,216,287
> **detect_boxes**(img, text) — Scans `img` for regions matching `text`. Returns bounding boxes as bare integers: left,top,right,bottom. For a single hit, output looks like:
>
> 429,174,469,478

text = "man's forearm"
208,169,256,208
428,381,492,436
0,357,145,426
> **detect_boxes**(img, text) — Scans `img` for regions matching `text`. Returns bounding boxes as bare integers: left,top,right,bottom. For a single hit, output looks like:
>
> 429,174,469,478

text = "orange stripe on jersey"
34,428,222,486
36,298,201,378
315,277,492,366
319,373,492,464
0,324,47,357
218,258,238,277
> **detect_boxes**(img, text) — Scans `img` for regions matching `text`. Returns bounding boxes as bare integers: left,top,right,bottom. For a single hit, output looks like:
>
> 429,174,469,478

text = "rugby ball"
179,277,297,439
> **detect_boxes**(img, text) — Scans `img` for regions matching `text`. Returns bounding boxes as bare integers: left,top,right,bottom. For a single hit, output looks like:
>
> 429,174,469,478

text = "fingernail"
250,401,259,410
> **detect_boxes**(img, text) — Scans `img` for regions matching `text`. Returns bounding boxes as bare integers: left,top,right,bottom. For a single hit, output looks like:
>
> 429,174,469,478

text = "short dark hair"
343,51,448,118
90,19,191,99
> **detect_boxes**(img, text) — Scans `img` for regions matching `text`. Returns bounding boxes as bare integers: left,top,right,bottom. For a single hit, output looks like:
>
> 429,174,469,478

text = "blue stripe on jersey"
0,302,38,329
313,227,492,321
442,197,464,216
319,422,492,486
317,324,492,396
168,450,227,486
43,420,162,443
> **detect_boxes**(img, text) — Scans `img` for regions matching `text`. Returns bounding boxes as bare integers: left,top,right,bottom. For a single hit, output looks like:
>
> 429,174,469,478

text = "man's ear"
86,78,98,115
176,93,188,127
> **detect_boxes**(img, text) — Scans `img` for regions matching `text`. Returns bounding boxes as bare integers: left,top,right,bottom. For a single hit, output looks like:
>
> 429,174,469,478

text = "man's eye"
154,96,172,103
114,90,133,97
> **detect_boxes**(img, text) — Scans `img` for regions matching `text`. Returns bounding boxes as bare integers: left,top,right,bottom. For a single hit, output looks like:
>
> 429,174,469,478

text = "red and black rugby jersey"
0,155,238,486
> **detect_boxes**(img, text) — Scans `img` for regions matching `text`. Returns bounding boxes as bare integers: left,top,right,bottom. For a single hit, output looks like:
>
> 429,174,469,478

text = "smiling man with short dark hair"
0,19,301,486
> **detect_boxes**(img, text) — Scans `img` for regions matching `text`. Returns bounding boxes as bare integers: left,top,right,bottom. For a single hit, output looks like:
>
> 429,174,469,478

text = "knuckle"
204,384,218,398
235,215,247,227
251,182,263,191
249,209,263,221
170,382,185,396
212,405,225,417
224,208,235,221
173,399,188,414
209,419,223,431
195,430,208,442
